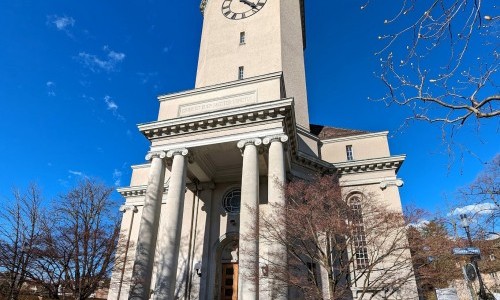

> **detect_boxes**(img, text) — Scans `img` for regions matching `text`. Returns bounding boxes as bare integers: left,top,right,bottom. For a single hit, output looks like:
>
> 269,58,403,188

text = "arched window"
222,188,241,213
348,194,369,269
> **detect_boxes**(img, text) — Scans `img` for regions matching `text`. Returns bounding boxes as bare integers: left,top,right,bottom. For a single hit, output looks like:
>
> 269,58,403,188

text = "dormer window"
346,145,354,161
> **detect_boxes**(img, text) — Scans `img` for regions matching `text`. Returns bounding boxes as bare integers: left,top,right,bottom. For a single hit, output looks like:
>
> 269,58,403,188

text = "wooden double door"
220,263,238,300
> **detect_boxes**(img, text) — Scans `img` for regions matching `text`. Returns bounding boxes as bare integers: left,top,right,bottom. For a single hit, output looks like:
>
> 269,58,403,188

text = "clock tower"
196,0,310,128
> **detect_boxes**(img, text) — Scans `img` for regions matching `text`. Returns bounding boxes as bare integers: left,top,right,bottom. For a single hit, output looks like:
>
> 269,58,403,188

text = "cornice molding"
321,131,389,144
334,155,406,175
131,163,151,169
157,72,283,102
138,98,294,140
117,184,169,198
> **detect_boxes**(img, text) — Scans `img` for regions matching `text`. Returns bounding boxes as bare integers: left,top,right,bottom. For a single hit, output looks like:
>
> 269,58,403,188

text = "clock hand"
239,0,256,8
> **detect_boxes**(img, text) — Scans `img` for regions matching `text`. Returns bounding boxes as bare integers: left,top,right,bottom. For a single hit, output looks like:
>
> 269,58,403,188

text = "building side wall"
321,134,391,164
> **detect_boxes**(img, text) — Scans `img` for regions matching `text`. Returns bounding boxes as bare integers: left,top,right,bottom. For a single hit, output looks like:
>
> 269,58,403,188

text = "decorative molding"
379,179,404,190
139,98,293,140
321,131,389,144
149,128,283,154
145,151,166,161
117,184,169,198
335,155,406,175
131,163,151,169
339,176,400,187
178,91,257,117
157,72,282,102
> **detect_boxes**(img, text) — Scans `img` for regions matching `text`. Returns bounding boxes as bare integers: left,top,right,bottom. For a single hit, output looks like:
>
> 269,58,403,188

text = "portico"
130,138,290,299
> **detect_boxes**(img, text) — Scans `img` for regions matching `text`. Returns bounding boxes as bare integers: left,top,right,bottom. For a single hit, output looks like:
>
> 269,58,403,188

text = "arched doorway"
219,240,239,300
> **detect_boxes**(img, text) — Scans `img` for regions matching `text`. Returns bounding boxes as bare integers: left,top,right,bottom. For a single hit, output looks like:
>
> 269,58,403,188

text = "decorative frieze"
178,91,257,117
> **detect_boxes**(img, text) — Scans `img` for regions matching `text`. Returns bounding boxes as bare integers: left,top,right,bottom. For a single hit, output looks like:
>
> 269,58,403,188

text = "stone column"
263,135,289,300
129,151,167,300
156,148,189,299
237,138,262,300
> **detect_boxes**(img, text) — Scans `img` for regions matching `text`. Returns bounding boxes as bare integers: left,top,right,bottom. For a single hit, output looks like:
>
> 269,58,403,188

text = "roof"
309,124,370,140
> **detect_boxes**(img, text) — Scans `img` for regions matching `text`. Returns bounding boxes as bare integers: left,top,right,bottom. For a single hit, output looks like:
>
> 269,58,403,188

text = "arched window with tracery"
348,194,369,269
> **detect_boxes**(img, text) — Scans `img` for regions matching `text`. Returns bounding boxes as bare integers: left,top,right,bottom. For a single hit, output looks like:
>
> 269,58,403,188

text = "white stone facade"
108,0,418,299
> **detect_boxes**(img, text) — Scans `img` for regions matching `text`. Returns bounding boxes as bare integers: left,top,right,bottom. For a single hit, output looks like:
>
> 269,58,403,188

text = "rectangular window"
346,145,354,161
240,31,246,44
238,66,244,80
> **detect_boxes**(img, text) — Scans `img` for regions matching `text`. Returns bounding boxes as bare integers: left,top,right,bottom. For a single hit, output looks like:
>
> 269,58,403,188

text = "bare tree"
246,174,417,299
364,0,499,127
0,184,44,300
49,179,121,300
454,154,499,236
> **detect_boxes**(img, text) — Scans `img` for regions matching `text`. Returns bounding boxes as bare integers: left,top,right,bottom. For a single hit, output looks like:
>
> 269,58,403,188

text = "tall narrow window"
238,66,244,80
240,31,246,44
349,195,369,269
346,145,354,161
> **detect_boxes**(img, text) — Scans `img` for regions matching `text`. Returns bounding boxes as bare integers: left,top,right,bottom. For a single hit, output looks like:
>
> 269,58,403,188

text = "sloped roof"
309,124,370,140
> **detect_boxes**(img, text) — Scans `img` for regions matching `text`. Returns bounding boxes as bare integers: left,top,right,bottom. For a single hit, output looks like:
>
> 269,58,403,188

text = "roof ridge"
309,124,371,139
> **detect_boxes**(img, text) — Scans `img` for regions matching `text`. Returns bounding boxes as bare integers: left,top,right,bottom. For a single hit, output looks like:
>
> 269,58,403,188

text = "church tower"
108,1,418,299
195,0,309,128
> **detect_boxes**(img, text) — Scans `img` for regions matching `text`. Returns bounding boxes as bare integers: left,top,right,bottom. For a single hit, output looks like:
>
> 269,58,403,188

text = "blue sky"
0,0,497,215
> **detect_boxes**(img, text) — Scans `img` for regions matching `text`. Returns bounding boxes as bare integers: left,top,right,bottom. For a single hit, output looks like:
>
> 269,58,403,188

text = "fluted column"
129,151,167,300
156,148,189,299
237,138,261,300
263,135,289,300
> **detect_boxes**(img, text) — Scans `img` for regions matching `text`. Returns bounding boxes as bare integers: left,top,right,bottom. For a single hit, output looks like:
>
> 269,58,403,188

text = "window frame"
348,194,369,270
346,145,354,161
238,66,244,80
240,31,246,44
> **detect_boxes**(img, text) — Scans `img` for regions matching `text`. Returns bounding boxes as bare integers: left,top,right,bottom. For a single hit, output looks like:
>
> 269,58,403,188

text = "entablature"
139,98,294,140
334,155,406,176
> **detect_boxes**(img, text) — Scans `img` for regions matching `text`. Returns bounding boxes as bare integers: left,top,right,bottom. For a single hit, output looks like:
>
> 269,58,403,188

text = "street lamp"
459,214,488,299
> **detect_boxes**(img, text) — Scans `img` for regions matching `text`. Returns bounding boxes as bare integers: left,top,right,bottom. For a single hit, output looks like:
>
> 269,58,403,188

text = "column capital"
119,205,138,213
237,138,262,150
166,148,189,158
263,134,289,145
145,151,167,161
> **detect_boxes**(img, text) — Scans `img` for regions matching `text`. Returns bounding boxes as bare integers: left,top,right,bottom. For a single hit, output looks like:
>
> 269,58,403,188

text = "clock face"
221,0,267,20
